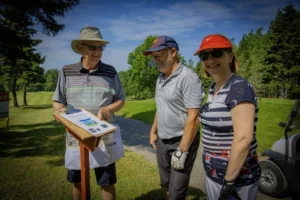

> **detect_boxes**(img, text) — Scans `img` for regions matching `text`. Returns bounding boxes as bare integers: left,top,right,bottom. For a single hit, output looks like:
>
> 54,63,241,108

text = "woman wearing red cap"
194,34,261,200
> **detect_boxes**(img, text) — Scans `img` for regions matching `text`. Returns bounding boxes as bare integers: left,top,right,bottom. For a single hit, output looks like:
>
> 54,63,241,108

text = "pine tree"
263,3,300,99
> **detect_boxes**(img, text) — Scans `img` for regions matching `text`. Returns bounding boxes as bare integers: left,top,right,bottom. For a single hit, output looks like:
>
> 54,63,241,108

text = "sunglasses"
152,48,171,60
81,43,105,51
198,49,225,61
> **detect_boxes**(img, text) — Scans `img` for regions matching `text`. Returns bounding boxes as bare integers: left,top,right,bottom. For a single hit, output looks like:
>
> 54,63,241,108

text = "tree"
0,0,80,106
126,35,160,99
262,3,300,99
236,28,270,97
44,69,59,91
19,54,45,106
194,61,214,93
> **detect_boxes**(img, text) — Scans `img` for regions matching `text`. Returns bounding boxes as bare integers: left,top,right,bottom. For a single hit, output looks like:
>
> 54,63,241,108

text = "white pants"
206,176,258,200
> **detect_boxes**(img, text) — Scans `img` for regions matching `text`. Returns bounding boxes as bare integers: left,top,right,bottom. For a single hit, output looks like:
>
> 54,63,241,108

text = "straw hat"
71,26,110,54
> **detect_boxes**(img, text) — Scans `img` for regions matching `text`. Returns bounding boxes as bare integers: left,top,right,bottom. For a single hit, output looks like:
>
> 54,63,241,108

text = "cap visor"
143,46,167,56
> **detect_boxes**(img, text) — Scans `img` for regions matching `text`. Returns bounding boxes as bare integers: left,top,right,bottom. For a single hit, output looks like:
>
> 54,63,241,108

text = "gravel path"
116,116,292,200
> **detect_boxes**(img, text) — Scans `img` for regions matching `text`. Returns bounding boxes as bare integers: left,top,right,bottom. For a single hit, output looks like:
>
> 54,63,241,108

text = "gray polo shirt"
155,62,205,139
52,59,125,122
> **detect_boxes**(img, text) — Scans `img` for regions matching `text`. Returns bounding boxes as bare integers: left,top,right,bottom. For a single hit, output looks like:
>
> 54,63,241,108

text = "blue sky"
35,0,300,72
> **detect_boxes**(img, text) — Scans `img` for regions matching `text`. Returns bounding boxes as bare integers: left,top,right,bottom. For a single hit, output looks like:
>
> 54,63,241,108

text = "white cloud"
107,1,234,41
32,0,293,71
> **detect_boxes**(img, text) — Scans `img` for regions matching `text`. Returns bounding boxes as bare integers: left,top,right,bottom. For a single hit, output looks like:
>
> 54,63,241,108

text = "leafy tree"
20,62,45,106
126,35,160,99
44,69,59,91
0,0,80,106
194,61,214,93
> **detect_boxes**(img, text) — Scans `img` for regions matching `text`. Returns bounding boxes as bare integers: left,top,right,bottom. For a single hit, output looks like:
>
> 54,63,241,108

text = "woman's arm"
224,102,255,181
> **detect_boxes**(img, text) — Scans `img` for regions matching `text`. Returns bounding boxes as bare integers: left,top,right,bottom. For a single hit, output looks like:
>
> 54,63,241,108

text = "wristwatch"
174,148,183,158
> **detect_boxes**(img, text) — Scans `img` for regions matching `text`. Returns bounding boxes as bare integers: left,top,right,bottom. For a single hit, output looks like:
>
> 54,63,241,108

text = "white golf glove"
171,147,188,170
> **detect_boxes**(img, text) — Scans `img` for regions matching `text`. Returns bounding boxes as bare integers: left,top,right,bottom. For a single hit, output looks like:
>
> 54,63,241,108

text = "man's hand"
218,180,241,200
149,131,157,150
171,147,188,170
97,107,111,121
53,107,66,123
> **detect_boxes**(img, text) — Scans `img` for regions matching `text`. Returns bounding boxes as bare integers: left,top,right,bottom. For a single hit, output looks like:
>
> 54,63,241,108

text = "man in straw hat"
52,26,125,200
144,35,205,200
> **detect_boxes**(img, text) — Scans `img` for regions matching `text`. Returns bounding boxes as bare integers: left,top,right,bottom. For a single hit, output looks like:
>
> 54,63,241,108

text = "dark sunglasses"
152,48,171,60
198,49,225,61
81,43,105,51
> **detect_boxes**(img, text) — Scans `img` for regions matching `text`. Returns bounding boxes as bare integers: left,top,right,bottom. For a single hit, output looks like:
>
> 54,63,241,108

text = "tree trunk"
11,76,19,107
23,84,27,106
280,80,285,99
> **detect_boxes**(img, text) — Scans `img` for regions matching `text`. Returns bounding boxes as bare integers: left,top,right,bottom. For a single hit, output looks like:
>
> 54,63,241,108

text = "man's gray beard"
157,63,168,72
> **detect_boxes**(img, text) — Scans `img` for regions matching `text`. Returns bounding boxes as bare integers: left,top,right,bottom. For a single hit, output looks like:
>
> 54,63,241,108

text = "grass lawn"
116,98,296,153
0,92,204,200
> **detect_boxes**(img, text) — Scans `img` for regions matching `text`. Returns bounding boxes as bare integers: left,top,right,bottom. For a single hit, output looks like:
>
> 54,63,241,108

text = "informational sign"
58,109,116,137
0,92,9,119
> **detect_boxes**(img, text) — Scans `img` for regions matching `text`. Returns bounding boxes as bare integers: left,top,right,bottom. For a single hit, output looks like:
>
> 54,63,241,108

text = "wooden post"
80,143,90,200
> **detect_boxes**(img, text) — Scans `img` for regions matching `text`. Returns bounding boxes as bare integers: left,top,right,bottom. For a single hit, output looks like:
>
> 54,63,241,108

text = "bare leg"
73,183,81,200
101,185,116,200
166,187,170,200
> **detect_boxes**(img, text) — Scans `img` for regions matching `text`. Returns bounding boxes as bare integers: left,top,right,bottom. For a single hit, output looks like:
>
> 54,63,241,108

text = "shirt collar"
78,57,101,73
159,61,183,80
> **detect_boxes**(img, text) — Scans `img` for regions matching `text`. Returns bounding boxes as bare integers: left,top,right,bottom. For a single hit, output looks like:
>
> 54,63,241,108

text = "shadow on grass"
8,120,60,130
135,186,206,200
14,104,53,110
0,120,65,160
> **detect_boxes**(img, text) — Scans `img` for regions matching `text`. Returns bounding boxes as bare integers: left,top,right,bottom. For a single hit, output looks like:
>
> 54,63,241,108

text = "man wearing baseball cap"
52,26,125,200
144,35,205,200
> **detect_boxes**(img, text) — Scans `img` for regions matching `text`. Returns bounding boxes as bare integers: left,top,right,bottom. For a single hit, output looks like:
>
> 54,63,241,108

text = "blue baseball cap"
143,35,179,56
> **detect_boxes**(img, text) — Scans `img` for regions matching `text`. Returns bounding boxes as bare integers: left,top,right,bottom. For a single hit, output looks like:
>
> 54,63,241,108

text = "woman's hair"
201,34,239,78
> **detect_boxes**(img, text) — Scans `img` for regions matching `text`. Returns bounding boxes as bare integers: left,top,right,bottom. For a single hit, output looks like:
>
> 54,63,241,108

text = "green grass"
0,92,205,200
116,98,157,124
117,97,297,153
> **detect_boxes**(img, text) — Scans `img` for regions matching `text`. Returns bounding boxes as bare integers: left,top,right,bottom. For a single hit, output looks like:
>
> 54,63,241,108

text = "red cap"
193,34,232,56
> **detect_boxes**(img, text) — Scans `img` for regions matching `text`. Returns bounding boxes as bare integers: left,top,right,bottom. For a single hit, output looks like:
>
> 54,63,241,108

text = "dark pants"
156,133,200,200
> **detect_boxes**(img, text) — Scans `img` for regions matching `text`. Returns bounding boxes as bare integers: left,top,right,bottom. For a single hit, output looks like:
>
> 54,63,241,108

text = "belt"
161,136,182,144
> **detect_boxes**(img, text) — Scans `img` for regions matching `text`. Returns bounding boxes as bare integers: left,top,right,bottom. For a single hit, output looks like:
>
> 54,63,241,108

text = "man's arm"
150,112,158,149
53,101,66,123
53,101,66,112
179,108,200,152
171,108,199,170
97,100,125,120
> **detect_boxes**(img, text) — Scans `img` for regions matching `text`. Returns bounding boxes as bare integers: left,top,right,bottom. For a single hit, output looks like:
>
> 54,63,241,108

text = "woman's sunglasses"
81,43,105,51
198,49,225,61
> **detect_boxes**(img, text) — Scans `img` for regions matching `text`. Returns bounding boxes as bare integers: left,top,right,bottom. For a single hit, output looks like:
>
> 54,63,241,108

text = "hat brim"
194,41,232,56
71,39,110,54
143,46,168,56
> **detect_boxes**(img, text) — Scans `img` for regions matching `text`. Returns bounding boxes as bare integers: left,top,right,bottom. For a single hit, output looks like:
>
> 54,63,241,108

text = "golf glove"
218,179,241,200
171,147,188,170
